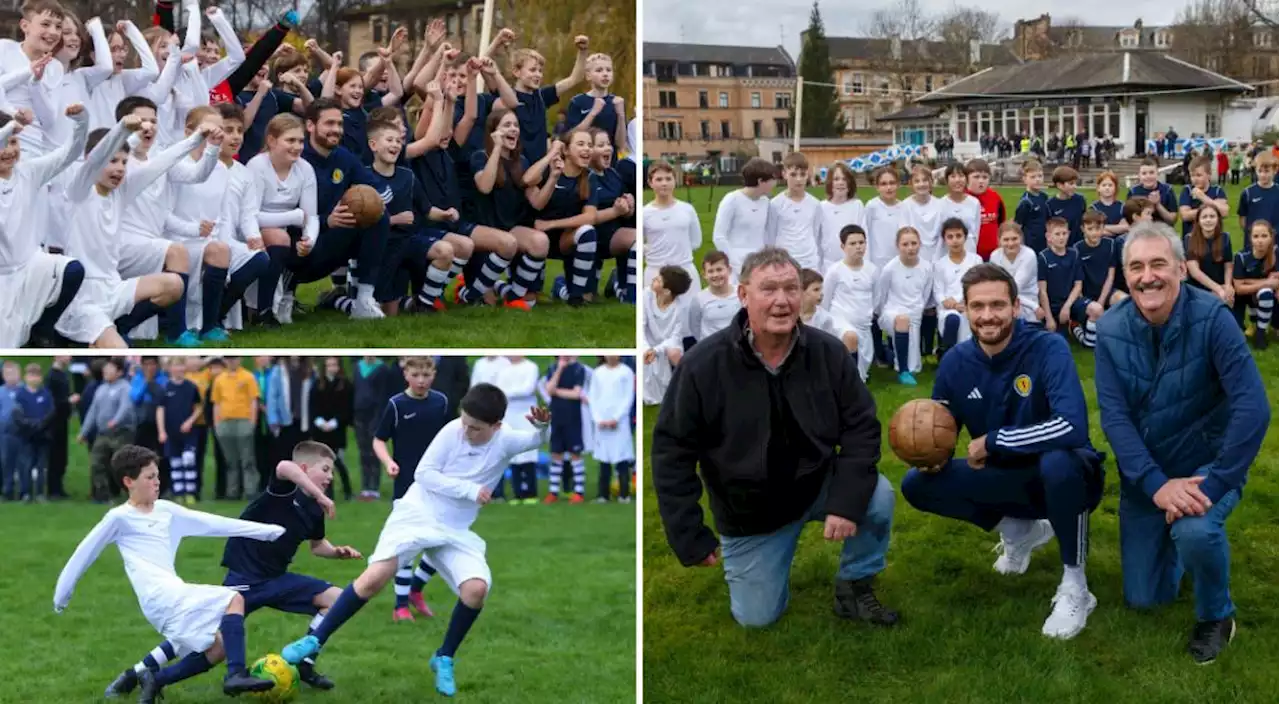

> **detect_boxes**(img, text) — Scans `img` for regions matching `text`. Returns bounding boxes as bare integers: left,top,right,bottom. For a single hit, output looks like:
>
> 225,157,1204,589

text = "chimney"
891,37,902,60
1134,18,1143,31
970,39,981,65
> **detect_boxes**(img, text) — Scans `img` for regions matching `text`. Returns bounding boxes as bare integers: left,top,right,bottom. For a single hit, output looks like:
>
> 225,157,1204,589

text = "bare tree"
936,4,1004,65
1172,0,1256,77
866,0,934,41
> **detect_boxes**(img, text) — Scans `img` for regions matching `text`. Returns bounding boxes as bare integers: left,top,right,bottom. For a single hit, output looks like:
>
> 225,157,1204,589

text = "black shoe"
293,297,312,316
136,669,163,704
834,577,899,626
567,296,586,308
1188,617,1235,664
1253,326,1268,350
256,311,282,329
298,660,335,690
103,667,138,697
317,286,348,311
223,670,276,695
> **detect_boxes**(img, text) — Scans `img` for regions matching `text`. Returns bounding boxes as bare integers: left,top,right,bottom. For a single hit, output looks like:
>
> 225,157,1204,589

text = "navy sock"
394,565,413,608
894,330,910,372
137,641,178,673
221,254,267,319
200,264,228,333
942,315,960,348
115,299,161,336
219,613,246,673
411,557,437,592
437,600,482,658
32,260,83,339
920,313,937,356
260,246,289,312
162,272,189,340
155,651,214,687
871,320,889,364
616,461,632,499
314,584,367,645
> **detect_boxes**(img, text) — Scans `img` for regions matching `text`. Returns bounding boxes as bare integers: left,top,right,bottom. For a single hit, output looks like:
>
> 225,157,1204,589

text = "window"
1207,55,1222,71
1254,30,1274,49
775,92,793,109
700,120,710,140
1154,30,1171,49
719,92,729,108
876,75,890,96
752,120,763,138
852,73,865,94
924,75,933,93
1119,32,1138,48
844,77,854,95
1206,110,1220,138
751,92,762,108
372,17,385,43
774,118,791,137
1255,55,1270,77
658,90,677,108
657,121,682,140
721,121,732,139
698,90,708,109
853,107,869,131
445,14,457,37
771,151,783,164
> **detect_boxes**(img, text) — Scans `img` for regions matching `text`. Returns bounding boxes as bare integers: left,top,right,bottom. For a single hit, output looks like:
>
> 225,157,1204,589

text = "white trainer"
349,297,385,320
992,519,1055,575
1042,584,1097,639
276,292,295,324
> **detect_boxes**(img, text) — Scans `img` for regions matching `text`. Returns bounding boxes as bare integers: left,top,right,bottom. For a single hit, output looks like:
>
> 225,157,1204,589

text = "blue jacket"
1095,285,1270,503
933,320,1099,465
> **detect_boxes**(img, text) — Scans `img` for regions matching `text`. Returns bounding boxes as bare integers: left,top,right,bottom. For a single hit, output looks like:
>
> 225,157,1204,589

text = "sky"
643,0,1186,60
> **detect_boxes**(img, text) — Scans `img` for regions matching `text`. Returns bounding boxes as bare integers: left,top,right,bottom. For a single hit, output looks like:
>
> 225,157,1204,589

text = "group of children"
0,0,637,350
0,360,56,501
643,148,1279,399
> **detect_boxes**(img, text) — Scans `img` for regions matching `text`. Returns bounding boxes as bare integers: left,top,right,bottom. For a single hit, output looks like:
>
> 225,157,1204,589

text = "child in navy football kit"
1233,221,1278,349
1178,156,1229,236
1014,160,1050,252
157,358,203,503
562,52,626,158
543,356,588,503
1037,218,1084,340
497,36,589,164
529,127,601,306
1046,166,1086,247
1070,211,1115,348
1237,151,1278,234
1126,158,1178,227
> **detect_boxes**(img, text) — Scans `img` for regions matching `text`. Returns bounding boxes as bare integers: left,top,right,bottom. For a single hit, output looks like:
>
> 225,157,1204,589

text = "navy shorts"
1069,298,1092,324
550,422,584,454
224,571,332,616
430,220,476,238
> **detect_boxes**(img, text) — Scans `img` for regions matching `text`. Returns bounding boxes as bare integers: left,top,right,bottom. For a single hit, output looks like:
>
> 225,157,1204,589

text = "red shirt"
1216,152,1228,175
968,188,1006,261
209,81,233,105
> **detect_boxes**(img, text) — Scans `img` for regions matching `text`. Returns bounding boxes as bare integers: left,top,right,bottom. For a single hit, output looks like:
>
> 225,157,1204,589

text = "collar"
730,308,803,374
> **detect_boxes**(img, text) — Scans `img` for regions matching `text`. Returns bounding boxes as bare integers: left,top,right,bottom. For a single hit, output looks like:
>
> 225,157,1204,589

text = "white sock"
1062,565,1087,591
996,516,1033,541
357,283,375,302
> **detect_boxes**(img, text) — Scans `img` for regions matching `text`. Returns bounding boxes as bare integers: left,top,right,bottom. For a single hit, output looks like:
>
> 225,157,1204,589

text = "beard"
972,317,1014,345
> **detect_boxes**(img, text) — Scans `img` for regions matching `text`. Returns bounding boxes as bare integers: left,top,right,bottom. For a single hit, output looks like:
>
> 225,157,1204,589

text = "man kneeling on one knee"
652,247,898,629
901,263,1105,640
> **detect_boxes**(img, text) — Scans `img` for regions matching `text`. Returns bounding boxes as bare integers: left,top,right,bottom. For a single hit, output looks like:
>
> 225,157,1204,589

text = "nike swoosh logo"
405,413,417,419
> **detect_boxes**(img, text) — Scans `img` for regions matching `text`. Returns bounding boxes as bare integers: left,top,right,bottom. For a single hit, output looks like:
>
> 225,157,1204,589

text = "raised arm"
167,136,221,183
122,130,207,204
119,21,161,94
138,39,184,104
202,7,245,87
276,460,330,505
26,106,90,187
169,502,286,540
452,62,478,146
553,35,589,97
78,18,114,92
53,512,120,612
180,0,201,54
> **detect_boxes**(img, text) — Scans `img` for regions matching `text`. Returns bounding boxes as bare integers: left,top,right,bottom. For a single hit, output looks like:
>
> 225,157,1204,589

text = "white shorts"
831,317,873,382
56,277,139,344
143,582,237,657
369,501,492,593
938,307,973,345
0,251,72,348
878,308,923,373
118,235,172,279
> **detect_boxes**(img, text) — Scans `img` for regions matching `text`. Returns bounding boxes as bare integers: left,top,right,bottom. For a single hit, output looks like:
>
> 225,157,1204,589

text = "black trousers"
48,410,69,496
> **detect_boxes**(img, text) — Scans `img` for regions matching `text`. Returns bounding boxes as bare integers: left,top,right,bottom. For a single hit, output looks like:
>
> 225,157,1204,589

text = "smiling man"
651,246,897,629
900,263,1105,640
1095,221,1269,665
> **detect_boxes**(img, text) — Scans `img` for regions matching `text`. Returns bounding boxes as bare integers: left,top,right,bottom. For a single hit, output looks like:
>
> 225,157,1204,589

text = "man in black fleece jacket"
652,247,898,628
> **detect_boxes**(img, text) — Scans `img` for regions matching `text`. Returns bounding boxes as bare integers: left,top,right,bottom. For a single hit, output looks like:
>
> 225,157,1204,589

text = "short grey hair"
1122,221,1185,267
739,247,801,283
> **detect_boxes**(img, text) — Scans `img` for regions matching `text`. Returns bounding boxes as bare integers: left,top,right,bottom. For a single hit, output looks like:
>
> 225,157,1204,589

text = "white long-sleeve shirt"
586,364,634,426
85,22,159,131
644,289,689,352
686,287,740,340
819,199,865,270
769,191,824,270
990,245,1040,321
938,194,982,255
404,418,548,530
495,359,539,410
219,160,263,244
119,137,219,241
166,153,232,241
53,500,284,615
933,251,984,305
470,357,510,388
822,259,879,328
66,127,206,279
0,39,66,154
712,189,771,272
187,6,244,103
642,199,700,268
863,197,908,269
43,19,113,147
247,152,320,242
0,111,88,273
877,257,934,316
903,195,947,262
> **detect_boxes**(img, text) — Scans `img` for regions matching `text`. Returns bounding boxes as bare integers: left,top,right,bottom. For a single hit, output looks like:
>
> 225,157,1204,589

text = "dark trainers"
103,667,138,697
136,669,163,704
298,660,335,690
1253,326,1268,350
834,578,899,626
1189,617,1235,664
223,670,276,695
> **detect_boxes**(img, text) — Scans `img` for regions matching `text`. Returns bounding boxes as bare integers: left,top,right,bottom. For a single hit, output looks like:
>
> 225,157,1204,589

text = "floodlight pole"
476,0,496,92
793,75,803,153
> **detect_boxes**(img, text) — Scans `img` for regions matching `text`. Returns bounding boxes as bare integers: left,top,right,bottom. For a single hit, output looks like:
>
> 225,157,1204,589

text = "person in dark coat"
431,356,471,420
310,356,355,500
45,356,73,499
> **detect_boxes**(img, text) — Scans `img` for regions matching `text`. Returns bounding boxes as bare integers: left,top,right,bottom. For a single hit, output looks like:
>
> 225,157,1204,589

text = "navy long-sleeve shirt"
302,142,379,219
1014,190,1050,252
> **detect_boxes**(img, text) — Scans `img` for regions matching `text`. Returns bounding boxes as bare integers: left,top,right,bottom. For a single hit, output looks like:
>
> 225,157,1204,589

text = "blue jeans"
720,473,896,628
14,439,46,497
0,433,20,498
1120,465,1241,622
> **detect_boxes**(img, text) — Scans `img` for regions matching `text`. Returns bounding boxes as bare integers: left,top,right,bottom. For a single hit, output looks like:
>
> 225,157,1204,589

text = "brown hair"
1122,197,1153,224
1051,165,1078,185
216,102,246,126
1188,155,1213,175
840,224,866,246
24,363,41,376
483,110,525,189
1186,206,1225,263
402,357,437,374
561,127,594,201
741,157,777,187
112,445,158,482
1255,151,1277,169
966,158,991,175
272,51,309,78
1140,156,1160,169
1096,171,1119,189
21,0,63,19
782,152,809,171
55,10,89,68
1082,210,1107,227
961,262,1018,303
999,221,1023,239
265,113,305,152
1249,220,1277,273
366,118,401,140
702,250,729,269
648,161,677,180
909,164,933,184
896,225,920,245
871,165,899,185
292,440,336,464
800,268,823,289
368,106,400,124
1021,159,1042,175
511,47,545,72
657,265,693,296
184,105,218,130
1046,217,1069,233
825,162,856,198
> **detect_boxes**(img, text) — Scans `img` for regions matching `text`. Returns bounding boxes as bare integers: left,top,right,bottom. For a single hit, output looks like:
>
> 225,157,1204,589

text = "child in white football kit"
54,445,286,696
902,164,946,355
939,162,981,255
641,161,701,290
686,250,741,343
819,162,865,270
933,217,984,356
712,157,776,279
278,384,551,697
770,153,824,270
989,221,1042,324
862,166,908,365
799,268,836,335
586,356,635,503
643,265,693,405
821,225,878,382
877,226,934,385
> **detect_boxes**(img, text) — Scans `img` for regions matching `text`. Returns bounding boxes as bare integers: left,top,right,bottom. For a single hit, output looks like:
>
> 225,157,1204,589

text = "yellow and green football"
247,654,300,703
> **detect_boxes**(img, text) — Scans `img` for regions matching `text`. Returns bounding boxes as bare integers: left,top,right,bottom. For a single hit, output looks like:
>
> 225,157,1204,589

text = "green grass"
641,184,1280,704
0,419,635,703
133,261,637,349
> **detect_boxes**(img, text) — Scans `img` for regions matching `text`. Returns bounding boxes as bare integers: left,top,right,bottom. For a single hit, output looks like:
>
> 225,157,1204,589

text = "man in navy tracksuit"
901,263,1105,641
288,98,391,320
1095,222,1269,665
